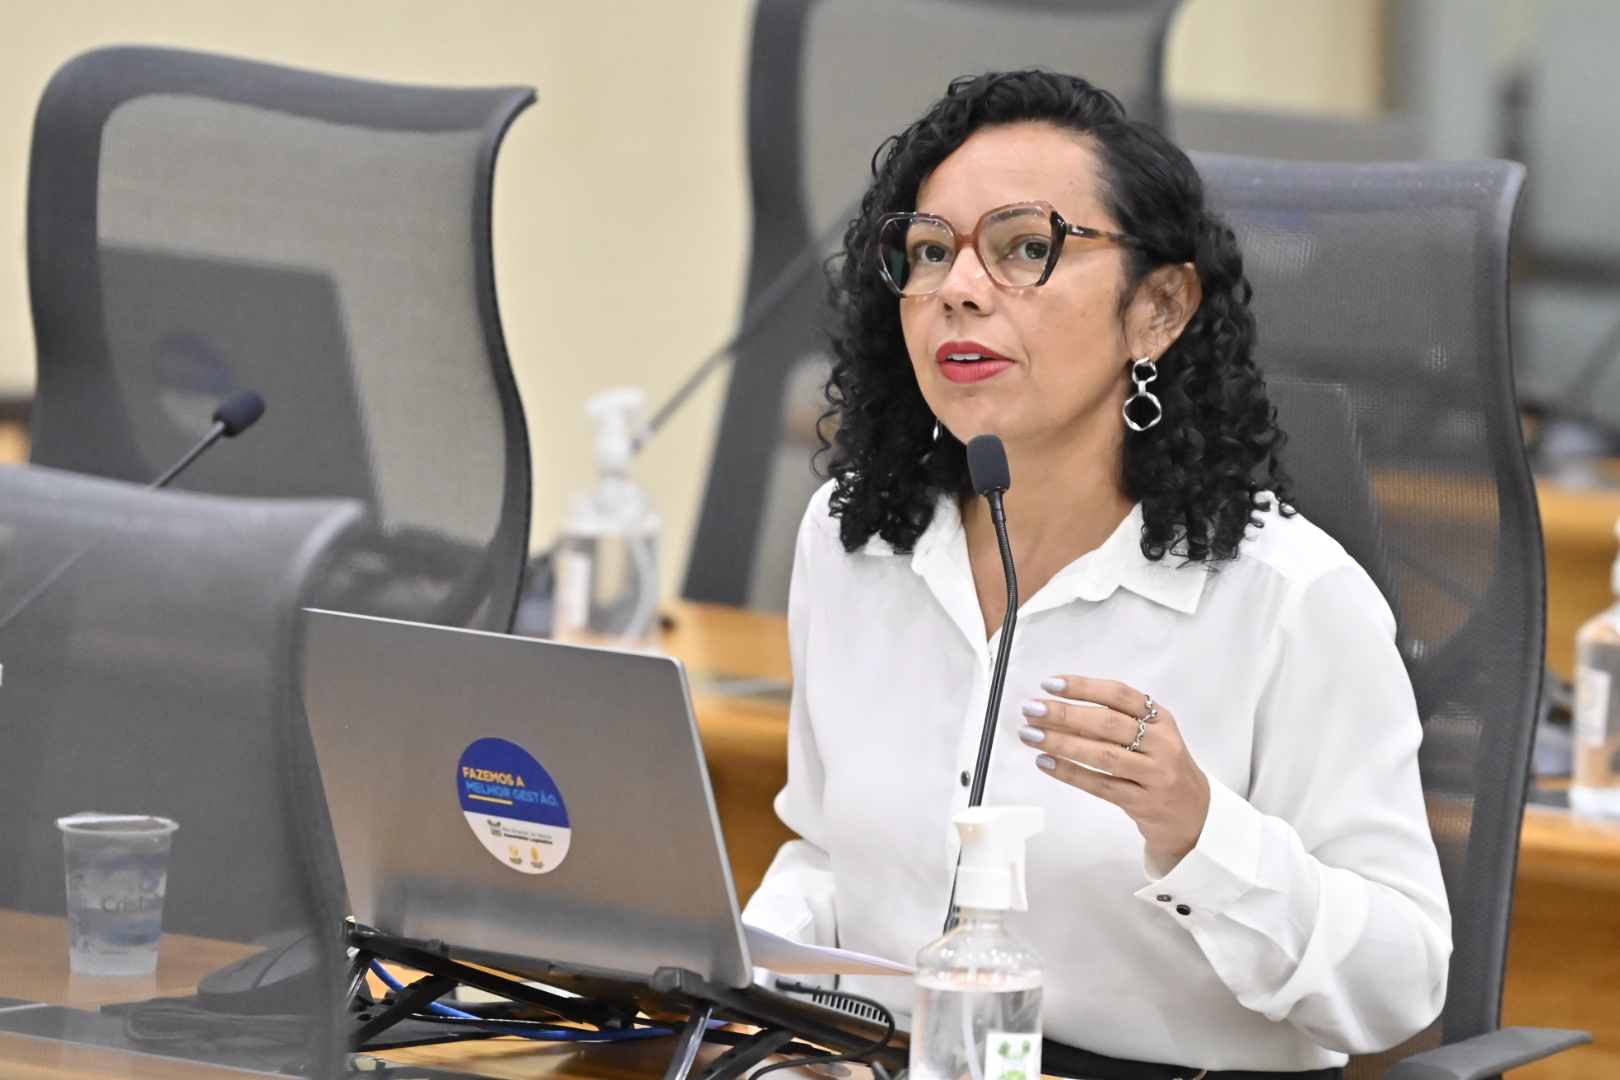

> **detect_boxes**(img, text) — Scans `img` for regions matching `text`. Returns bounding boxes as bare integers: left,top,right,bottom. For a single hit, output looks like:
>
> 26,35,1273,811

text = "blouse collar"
868,495,1210,618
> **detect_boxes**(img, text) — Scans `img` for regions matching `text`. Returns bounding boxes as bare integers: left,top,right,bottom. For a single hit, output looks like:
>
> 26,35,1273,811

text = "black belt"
1043,1038,1344,1080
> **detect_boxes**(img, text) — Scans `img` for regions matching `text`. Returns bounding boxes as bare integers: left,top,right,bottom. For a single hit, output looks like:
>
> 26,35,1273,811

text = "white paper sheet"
743,923,914,976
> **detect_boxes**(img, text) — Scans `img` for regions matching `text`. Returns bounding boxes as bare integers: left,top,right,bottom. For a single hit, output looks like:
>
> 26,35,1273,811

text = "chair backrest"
1192,153,1538,1068
684,0,1183,608
25,46,534,632
0,464,361,1073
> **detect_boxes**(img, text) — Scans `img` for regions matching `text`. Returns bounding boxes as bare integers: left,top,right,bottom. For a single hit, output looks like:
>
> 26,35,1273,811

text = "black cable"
366,959,667,1042
760,980,897,1079
401,1013,676,1039
122,999,309,1047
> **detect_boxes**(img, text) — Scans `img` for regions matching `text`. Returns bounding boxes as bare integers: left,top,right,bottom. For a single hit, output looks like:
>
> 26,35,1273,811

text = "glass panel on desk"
0,465,348,1077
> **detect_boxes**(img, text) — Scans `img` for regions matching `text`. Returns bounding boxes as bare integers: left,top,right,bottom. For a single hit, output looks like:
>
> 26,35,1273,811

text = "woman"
740,71,1450,1077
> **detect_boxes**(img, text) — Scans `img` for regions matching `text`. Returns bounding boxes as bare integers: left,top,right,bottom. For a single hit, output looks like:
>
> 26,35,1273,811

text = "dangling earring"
932,417,943,443
1123,356,1162,432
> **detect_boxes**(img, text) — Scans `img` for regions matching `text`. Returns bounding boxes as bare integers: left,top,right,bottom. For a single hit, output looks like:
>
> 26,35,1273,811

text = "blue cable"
367,960,674,1042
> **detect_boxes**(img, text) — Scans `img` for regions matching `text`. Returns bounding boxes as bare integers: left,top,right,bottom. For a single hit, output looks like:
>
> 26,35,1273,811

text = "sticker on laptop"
457,737,571,874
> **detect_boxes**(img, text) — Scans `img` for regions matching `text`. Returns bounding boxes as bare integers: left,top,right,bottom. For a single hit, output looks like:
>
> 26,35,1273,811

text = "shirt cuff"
1132,776,1264,929
741,884,817,942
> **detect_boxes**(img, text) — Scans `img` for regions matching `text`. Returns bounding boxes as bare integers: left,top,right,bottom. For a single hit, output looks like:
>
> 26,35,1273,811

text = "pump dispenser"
554,388,660,651
911,806,1045,1080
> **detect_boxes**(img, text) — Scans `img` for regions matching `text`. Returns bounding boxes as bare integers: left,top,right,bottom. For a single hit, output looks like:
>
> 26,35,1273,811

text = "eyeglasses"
876,201,1138,298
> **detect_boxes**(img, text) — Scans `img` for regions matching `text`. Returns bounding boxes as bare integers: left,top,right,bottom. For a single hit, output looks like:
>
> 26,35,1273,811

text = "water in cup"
56,813,178,976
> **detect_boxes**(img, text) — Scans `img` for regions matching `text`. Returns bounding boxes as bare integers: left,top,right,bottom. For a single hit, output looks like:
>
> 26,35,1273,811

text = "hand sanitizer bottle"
554,388,660,652
1574,517,1620,818
911,806,1045,1080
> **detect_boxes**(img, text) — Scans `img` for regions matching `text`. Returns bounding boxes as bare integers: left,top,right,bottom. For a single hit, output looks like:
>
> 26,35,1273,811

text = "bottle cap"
954,805,1044,911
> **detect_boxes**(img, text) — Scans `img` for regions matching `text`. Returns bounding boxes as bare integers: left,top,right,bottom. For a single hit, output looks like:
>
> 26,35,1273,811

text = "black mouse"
197,929,321,1015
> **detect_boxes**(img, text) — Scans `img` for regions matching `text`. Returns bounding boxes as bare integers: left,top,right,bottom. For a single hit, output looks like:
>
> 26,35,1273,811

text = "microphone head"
213,391,266,437
966,434,1011,496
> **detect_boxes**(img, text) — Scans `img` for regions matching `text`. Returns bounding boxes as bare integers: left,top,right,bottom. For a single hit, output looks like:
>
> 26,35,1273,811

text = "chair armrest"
1385,1026,1591,1080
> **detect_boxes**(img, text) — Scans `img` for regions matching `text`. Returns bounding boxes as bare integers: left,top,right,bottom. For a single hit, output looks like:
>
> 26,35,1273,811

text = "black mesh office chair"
0,464,360,1075
684,0,1183,609
25,46,534,633
1192,153,1587,1079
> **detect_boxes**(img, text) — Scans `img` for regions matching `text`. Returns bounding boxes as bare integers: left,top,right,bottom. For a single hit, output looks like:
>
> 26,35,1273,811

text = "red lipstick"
935,341,1015,384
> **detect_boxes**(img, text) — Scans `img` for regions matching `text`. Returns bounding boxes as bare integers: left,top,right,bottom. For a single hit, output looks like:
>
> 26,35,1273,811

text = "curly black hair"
821,70,1289,562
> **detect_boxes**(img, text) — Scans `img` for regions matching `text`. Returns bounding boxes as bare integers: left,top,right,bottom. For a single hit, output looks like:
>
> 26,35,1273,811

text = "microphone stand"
969,489,1019,808
945,473,1019,932
149,417,231,490
636,197,861,451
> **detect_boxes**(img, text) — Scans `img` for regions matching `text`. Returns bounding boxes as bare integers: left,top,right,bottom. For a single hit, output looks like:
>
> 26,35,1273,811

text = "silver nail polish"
1020,699,1048,718
1018,725,1046,744
1036,754,1057,771
1041,677,1066,694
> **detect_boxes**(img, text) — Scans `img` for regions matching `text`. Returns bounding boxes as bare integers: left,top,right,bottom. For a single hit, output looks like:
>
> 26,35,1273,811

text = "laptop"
300,608,907,994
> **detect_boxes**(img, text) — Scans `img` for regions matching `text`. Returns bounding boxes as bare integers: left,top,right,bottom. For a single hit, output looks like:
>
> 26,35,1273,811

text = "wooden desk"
0,908,852,1080
0,414,26,466
0,909,751,1080
0,1032,267,1080
1506,808,1620,1078
1518,805,1620,892
667,600,796,902
0,910,276,1080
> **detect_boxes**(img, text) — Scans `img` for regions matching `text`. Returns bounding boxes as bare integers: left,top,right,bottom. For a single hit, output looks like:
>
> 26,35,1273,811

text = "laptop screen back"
300,609,751,988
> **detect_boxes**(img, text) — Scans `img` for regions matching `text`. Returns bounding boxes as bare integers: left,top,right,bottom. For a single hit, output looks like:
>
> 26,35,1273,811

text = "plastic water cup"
55,813,179,976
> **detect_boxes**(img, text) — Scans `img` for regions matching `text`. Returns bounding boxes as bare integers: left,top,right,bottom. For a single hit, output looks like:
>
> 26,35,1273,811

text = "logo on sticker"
457,737,570,874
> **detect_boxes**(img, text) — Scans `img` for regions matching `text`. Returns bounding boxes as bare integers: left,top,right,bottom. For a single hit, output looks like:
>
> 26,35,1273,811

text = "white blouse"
741,483,1451,1073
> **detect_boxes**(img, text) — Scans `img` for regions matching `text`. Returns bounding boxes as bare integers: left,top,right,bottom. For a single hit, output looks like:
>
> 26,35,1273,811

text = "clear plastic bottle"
911,807,1045,1080
553,388,660,652
1574,523,1620,817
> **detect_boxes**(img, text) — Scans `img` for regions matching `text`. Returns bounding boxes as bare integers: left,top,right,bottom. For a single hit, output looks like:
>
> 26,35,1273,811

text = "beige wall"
1168,0,1388,116
0,0,1385,598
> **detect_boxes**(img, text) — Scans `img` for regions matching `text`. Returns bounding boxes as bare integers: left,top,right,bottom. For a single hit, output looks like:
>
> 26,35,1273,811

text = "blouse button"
1156,895,1172,903
1176,904,1192,916
959,771,970,787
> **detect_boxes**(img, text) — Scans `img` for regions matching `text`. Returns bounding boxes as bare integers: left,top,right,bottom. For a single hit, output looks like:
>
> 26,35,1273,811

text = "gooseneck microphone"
149,390,266,490
945,435,1022,931
0,391,267,636
964,434,1020,809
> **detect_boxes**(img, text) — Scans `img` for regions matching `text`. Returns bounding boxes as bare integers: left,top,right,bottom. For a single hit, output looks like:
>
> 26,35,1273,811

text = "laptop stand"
348,925,905,1080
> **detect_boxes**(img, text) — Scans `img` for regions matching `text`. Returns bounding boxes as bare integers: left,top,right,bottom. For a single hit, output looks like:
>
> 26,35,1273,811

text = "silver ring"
1127,695,1159,752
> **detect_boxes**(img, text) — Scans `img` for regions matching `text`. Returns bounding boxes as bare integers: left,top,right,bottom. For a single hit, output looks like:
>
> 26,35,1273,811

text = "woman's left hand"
1019,675,1210,867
